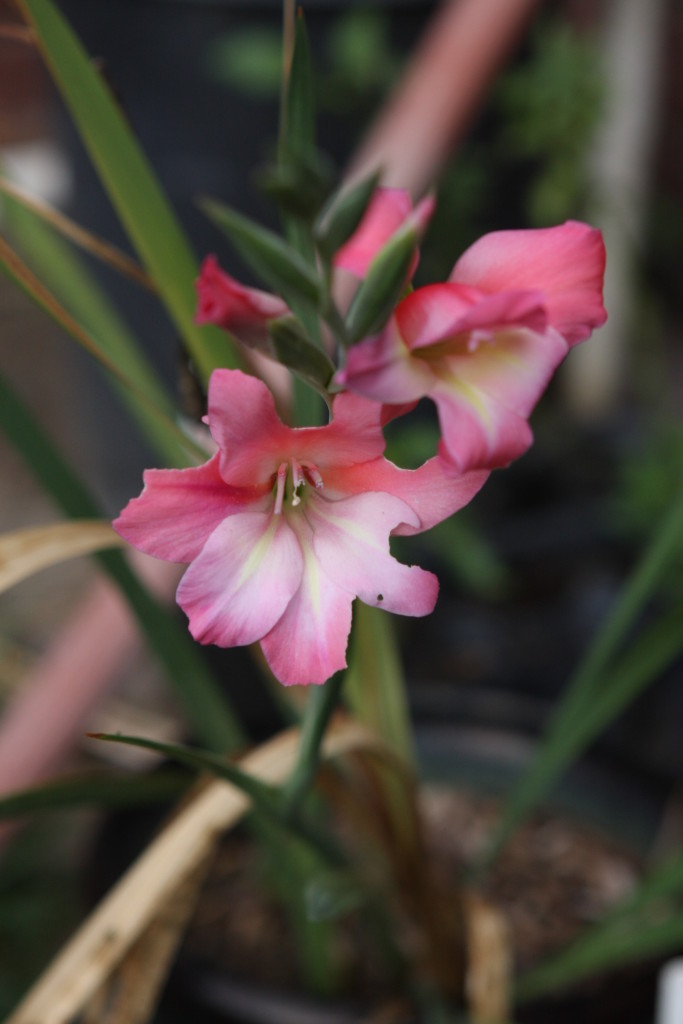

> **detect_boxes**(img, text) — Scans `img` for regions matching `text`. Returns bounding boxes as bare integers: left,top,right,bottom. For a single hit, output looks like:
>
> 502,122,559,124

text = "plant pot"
135,722,667,1024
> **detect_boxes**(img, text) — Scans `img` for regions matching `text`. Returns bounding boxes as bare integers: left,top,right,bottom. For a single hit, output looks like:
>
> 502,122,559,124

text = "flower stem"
281,670,345,815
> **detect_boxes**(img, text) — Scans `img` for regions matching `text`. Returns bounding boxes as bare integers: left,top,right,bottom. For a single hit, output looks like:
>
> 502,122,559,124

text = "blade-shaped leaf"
0,520,123,595
314,171,381,260
90,732,346,868
484,481,683,865
280,7,315,162
16,0,243,384
200,196,322,309
482,600,683,869
0,176,154,291
516,915,683,1003
0,770,189,820
89,733,279,810
0,230,203,466
0,372,244,753
268,316,335,393
1,194,197,467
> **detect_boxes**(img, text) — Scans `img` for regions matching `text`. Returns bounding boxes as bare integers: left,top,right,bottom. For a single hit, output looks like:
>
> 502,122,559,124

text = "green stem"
282,671,345,815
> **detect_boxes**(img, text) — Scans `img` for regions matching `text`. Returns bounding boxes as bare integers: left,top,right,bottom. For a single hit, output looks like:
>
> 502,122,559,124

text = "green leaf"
91,732,346,868
305,870,365,922
516,915,683,1002
90,733,279,810
1,192,196,467
258,154,333,222
483,480,683,863
281,8,315,162
482,596,683,868
17,0,243,385
200,196,322,310
314,170,380,260
345,221,418,344
268,316,335,393
0,771,189,820
0,373,244,754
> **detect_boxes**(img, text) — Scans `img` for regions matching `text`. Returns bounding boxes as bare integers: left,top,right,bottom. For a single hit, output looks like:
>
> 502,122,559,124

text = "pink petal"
177,511,303,648
113,454,259,562
432,380,534,472
207,369,290,485
326,457,489,537
395,283,548,351
337,318,435,404
333,188,413,277
333,189,435,279
437,325,569,420
208,370,386,487
450,221,607,346
307,492,439,616
195,255,289,348
260,545,353,686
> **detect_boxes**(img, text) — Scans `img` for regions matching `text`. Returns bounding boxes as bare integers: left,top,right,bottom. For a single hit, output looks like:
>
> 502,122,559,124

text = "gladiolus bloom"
114,370,487,685
338,221,607,473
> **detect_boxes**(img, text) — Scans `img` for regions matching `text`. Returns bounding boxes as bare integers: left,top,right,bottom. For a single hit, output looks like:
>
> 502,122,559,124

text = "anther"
301,460,324,490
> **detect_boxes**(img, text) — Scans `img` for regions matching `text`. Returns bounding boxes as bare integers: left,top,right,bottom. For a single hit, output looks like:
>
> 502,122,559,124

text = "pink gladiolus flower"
114,370,487,686
338,221,607,473
195,188,433,345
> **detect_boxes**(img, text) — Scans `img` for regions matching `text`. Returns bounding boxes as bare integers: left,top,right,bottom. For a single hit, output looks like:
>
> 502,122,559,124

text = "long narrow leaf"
482,601,683,867
516,915,683,1002
516,848,683,1001
0,230,203,466
280,8,315,162
16,0,243,384
91,732,346,868
0,770,189,820
200,196,322,309
0,176,154,291
485,482,683,864
2,195,196,467
0,372,244,753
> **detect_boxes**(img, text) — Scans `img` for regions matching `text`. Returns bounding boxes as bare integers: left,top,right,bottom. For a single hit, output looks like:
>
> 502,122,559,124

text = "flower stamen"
274,462,288,515
301,461,324,490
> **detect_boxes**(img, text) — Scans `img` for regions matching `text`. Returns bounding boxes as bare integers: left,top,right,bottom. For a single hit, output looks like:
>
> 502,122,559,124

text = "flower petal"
337,318,435,404
113,454,258,562
209,370,387,486
176,511,303,647
432,378,534,472
450,221,607,345
395,282,548,351
195,255,289,348
334,188,411,277
207,369,290,485
307,492,438,616
326,457,489,537
260,543,353,686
